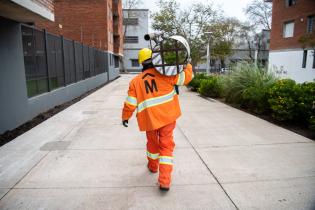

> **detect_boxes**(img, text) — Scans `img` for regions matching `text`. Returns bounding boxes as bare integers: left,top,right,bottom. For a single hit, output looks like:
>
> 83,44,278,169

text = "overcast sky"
140,0,253,31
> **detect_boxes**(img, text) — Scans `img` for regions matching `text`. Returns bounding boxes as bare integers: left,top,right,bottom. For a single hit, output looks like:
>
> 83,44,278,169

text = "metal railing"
21,24,108,97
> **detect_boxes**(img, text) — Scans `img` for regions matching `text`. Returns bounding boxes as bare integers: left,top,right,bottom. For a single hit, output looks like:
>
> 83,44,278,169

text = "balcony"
0,0,55,22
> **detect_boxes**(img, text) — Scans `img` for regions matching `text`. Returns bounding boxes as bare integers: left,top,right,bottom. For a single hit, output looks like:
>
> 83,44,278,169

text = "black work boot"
159,185,170,191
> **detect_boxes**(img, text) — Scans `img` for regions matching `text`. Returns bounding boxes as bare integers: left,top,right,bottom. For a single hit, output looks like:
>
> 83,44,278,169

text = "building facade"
229,30,270,67
35,0,123,77
0,0,122,134
0,0,54,22
268,0,315,82
123,9,149,72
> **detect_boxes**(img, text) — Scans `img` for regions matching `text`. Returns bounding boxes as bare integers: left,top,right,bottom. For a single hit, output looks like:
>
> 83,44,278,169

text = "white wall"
269,49,315,83
123,49,142,71
123,9,150,71
123,9,149,49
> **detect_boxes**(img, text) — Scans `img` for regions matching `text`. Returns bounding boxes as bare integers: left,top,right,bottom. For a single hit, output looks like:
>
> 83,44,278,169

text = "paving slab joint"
177,125,240,210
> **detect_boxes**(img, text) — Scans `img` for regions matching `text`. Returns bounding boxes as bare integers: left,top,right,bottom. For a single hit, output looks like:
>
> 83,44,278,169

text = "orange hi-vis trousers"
146,121,176,187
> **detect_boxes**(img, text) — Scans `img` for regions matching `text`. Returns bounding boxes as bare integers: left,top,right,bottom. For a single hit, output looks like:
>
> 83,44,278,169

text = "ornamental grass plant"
224,62,277,114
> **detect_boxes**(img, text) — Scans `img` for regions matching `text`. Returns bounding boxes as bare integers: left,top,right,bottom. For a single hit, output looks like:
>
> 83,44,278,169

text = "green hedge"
189,62,315,130
268,79,315,127
268,79,299,121
188,73,208,91
198,75,224,98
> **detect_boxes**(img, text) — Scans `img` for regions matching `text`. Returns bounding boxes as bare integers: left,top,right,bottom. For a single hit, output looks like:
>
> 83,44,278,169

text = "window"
313,50,315,69
22,26,49,97
124,36,139,43
302,50,307,68
131,59,139,67
307,16,314,33
283,21,294,38
123,18,138,25
285,0,297,7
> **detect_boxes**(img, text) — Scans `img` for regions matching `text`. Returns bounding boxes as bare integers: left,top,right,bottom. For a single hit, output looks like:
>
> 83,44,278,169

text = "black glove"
122,120,128,127
175,85,179,95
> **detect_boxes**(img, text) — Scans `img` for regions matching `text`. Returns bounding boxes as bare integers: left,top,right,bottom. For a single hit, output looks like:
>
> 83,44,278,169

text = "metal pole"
209,41,211,73
73,40,77,82
206,42,210,74
254,41,258,66
43,29,51,91
204,32,212,74
61,35,66,86
82,43,85,80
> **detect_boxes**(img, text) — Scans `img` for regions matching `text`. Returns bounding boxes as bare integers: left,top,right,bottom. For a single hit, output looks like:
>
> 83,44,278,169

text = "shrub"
296,82,315,124
198,75,223,98
268,79,300,121
224,62,277,113
268,80,315,124
188,73,208,91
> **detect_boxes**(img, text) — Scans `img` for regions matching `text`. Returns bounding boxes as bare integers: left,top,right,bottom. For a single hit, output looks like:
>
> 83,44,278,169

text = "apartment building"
0,0,54,22
123,9,149,72
0,0,122,133
268,0,315,82
36,0,123,78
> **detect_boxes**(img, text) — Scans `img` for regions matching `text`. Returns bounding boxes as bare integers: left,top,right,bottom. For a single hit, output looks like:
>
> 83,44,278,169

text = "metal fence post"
107,53,110,82
88,47,91,78
73,40,77,82
82,43,85,80
61,35,66,86
93,49,96,77
43,29,51,91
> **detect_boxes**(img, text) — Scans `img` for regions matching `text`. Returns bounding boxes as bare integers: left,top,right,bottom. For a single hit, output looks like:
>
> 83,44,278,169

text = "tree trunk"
191,61,197,74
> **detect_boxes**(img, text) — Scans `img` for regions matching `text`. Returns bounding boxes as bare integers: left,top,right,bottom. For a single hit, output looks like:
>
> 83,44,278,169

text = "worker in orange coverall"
121,48,193,191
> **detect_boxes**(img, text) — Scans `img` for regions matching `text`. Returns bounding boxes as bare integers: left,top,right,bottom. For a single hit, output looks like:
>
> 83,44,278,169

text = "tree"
244,0,272,30
205,18,241,67
123,0,142,38
237,22,256,60
151,0,218,70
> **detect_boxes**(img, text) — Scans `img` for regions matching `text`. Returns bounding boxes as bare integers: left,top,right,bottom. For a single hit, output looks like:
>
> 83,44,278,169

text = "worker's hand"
122,120,128,127
183,63,192,69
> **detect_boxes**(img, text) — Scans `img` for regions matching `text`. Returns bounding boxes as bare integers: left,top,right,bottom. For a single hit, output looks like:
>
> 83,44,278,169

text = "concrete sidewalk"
0,75,314,210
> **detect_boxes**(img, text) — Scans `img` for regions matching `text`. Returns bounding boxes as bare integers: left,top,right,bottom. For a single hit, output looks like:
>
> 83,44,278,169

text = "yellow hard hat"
138,48,152,64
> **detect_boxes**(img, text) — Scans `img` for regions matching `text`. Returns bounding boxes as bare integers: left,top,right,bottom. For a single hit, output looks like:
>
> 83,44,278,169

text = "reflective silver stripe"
176,71,185,85
147,151,159,160
159,156,173,165
137,89,177,113
125,96,137,106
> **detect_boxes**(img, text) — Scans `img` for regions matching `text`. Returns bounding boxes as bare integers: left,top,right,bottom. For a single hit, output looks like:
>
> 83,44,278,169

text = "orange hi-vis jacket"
122,64,193,131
